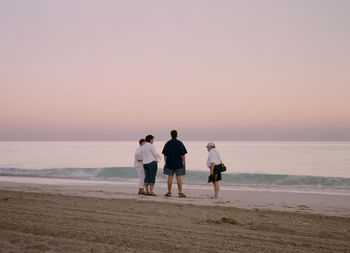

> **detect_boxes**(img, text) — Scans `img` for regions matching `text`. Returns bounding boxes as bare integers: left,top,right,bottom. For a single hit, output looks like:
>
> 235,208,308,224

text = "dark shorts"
163,165,186,176
208,165,222,183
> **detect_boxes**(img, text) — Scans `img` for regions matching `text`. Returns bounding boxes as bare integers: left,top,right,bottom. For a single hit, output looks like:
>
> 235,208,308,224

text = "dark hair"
171,130,177,139
145,135,154,142
139,139,146,145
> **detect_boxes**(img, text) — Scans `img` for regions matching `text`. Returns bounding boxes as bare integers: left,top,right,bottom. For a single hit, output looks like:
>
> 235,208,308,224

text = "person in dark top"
162,130,187,198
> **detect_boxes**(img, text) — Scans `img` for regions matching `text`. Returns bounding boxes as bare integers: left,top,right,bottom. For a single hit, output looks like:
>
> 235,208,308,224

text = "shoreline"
1,176,350,217
1,167,350,196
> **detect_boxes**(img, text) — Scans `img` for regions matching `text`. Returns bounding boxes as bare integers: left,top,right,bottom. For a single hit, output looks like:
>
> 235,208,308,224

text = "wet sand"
1,187,350,252
1,176,350,217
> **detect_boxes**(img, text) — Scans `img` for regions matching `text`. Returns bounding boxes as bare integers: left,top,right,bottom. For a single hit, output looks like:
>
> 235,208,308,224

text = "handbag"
220,163,227,172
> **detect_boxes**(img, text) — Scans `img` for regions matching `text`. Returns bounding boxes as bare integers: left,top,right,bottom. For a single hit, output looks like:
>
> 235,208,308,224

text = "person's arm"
151,145,161,161
182,143,188,155
162,144,167,164
210,162,215,175
180,143,187,166
208,151,215,174
162,143,168,163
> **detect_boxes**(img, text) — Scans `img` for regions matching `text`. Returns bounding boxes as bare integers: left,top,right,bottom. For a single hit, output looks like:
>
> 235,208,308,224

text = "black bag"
220,163,226,172
213,149,226,172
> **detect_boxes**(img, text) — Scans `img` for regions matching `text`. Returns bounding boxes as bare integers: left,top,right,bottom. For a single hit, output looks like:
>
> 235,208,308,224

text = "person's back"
141,142,159,164
162,130,187,198
163,138,186,170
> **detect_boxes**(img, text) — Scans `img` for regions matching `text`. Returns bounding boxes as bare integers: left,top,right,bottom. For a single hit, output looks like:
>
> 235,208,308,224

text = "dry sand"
1,187,350,252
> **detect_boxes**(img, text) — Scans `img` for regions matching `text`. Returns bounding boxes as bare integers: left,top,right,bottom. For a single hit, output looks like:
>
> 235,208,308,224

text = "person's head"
206,142,215,152
139,138,146,146
170,130,177,139
145,135,154,144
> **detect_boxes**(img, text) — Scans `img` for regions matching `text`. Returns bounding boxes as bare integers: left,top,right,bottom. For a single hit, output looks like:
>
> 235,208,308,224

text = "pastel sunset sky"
1,0,349,141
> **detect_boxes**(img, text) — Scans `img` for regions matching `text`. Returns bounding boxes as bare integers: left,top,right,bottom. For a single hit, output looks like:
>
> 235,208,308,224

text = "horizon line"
1,139,350,142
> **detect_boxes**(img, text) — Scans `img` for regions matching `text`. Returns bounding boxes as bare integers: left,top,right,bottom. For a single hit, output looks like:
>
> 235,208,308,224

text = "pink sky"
1,0,349,140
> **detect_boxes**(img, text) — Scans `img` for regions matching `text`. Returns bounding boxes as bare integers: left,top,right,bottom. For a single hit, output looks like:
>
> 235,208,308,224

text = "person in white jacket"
134,138,146,195
141,134,161,196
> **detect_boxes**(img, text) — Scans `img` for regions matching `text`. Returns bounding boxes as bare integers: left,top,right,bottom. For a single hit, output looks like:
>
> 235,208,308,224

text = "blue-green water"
1,141,350,193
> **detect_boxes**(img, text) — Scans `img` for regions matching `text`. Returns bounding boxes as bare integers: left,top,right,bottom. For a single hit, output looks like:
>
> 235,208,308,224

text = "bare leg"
150,185,154,194
176,176,182,194
145,185,149,194
167,175,173,193
211,182,220,199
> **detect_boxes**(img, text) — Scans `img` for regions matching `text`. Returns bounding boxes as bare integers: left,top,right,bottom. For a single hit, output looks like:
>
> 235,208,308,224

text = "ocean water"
0,141,350,193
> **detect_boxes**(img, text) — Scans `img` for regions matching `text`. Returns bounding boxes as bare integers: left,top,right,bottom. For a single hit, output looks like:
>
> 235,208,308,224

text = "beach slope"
1,190,350,253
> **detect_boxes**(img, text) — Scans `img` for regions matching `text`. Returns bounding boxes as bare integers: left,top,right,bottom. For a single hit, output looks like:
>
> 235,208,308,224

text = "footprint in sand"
214,201,230,204
296,205,313,212
298,205,313,210
298,205,310,209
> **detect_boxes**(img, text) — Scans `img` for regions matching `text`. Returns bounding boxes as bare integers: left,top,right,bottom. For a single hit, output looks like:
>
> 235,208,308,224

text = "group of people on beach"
134,130,223,199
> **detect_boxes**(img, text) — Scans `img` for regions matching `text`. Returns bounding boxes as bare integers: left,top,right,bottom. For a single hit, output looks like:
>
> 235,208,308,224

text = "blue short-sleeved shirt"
162,139,187,169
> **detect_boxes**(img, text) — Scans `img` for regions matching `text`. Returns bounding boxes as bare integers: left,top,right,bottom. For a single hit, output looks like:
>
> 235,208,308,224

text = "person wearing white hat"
206,142,222,199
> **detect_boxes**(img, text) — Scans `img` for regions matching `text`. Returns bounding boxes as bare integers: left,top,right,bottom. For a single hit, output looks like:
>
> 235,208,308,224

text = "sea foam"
1,167,350,192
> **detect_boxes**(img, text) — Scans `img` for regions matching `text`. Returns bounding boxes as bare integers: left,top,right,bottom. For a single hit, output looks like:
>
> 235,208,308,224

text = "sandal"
149,192,157,196
178,193,186,198
164,192,171,197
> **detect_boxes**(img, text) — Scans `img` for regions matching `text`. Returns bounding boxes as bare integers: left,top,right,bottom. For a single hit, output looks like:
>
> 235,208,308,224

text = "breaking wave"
1,167,350,191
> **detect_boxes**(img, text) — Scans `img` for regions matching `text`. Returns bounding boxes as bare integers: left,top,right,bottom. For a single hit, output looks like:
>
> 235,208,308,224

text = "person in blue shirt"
162,130,187,198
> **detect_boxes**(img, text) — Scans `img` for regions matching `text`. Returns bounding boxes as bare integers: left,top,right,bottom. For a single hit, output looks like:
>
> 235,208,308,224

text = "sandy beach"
0,177,350,252
2,0,350,251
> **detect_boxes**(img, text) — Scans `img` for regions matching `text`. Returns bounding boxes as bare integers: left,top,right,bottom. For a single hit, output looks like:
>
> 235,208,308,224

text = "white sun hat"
206,142,215,147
